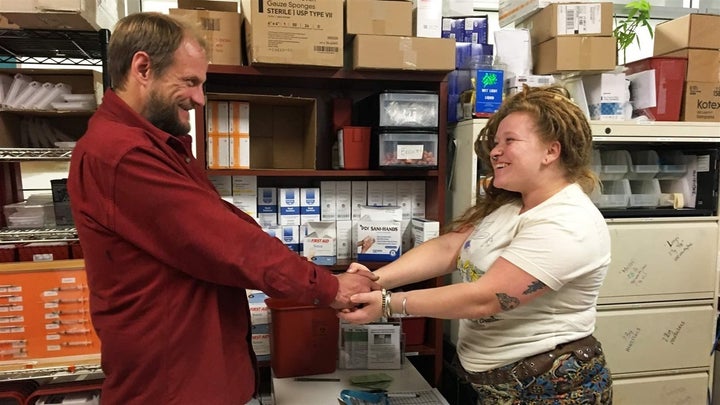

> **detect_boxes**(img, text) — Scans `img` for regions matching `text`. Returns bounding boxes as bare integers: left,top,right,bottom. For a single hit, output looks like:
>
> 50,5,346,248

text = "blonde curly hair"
451,84,598,231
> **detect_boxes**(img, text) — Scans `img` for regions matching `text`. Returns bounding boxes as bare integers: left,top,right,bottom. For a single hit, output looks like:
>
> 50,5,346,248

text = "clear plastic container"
4,202,50,228
378,91,439,128
591,179,630,208
627,150,660,180
628,179,661,207
4,196,55,228
656,150,688,179
377,131,438,168
599,150,630,180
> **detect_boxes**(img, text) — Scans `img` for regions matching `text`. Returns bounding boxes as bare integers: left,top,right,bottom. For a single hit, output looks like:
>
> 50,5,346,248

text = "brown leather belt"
455,335,603,386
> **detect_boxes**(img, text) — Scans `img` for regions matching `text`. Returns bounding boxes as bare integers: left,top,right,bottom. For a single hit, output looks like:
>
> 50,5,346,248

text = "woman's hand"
345,262,378,280
337,290,382,324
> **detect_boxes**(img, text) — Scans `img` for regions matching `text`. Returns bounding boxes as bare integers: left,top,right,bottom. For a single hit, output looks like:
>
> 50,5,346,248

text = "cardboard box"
208,93,316,169
533,35,616,74
0,0,123,30
682,81,720,122
169,0,243,66
661,48,720,83
653,14,720,56
498,0,599,27
352,35,455,71
345,0,413,36
516,2,613,45
241,0,343,67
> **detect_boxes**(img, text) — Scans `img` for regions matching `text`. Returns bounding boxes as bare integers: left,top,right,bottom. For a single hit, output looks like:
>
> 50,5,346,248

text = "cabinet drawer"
600,222,717,303
595,304,714,374
614,373,708,405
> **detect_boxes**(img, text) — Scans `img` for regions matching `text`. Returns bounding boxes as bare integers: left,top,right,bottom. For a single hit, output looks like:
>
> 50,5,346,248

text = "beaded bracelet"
380,289,387,319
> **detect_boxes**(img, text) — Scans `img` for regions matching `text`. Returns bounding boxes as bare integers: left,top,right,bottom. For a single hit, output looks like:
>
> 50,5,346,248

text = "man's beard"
146,89,192,136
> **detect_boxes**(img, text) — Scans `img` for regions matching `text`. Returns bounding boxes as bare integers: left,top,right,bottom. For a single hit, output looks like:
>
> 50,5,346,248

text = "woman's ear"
544,141,561,165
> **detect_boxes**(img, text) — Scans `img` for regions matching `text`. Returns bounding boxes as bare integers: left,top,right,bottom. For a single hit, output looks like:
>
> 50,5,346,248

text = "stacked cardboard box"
653,13,720,122
516,2,616,75
170,0,243,66
241,0,343,67
346,0,455,71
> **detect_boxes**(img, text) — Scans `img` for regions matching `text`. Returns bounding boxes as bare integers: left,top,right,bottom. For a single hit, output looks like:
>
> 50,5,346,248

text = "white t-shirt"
456,183,611,373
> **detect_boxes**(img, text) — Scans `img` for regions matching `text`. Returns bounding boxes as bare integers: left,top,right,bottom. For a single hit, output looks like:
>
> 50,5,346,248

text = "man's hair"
107,12,207,91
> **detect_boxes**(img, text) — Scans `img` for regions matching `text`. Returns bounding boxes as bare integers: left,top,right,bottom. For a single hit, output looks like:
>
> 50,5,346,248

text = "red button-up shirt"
68,90,339,404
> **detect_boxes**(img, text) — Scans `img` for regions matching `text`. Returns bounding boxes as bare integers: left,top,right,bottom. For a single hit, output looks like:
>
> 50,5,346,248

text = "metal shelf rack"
0,28,110,89
0,227,78,243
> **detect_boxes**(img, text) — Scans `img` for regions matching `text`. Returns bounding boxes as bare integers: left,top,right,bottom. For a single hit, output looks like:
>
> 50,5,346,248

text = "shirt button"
313,298,320,305
185,157,191,163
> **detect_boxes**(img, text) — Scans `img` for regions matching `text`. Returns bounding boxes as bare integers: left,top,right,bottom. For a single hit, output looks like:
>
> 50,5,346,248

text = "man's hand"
331,271,381,309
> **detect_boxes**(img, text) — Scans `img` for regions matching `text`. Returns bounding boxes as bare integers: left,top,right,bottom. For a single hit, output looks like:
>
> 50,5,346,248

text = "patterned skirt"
471,352,613,405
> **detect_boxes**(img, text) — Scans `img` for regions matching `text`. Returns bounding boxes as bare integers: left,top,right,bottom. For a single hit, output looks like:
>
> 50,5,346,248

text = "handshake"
331,262,381,310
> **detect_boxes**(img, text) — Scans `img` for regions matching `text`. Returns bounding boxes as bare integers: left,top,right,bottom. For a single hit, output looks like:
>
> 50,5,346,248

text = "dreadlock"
450,84,598,231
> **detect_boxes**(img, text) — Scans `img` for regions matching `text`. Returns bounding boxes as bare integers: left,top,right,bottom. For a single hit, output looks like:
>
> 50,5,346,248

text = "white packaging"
300,188,321,224
412,217,440,247
411,180,426,218
442,0,473,17
246,289,270,325
257,187,278,227
582,72,631,121
504,75,556,95
251,323,271,356
412,0,442,38
281,225,300,252
366,181,384,207
232,175,258,217
320,181,337,221
494,29,533,78
302,221,337,265
381,181,398,206
209,175,232,198
359,205,403,222
336,220,353,260
279,188,301,226
336,181,352,221
351,181,368,221
401,219,412,253
357,220,402,262
263,225,284,241
396,181,413,221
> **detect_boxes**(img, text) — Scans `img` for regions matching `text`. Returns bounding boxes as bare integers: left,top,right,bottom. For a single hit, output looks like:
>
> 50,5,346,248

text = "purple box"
463,17,488,44
441,17,465,40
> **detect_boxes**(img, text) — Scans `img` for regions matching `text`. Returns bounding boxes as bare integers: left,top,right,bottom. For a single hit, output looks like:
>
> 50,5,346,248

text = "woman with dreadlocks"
339,85,613,404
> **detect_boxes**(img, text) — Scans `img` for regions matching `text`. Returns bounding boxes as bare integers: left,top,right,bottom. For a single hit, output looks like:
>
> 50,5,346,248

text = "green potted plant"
613,0,654,65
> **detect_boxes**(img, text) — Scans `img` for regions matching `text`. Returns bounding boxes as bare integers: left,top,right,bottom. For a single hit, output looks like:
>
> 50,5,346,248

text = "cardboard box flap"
177,0,238,12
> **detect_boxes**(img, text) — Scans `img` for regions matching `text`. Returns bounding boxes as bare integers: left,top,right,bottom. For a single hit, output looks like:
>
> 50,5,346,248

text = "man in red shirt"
67,12,378,404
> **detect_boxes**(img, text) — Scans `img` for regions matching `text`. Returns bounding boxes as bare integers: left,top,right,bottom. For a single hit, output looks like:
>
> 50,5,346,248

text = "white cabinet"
447,119,720,403
601,221,718,304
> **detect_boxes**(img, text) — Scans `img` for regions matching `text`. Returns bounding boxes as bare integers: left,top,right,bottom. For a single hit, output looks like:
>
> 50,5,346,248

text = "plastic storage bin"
377,131,438,168
3,201,54,228
592,179,631,208
627,150,660,179
628,179,661,207
656,150,688,179
357,90,439,128
599,150,630,180
265,297,339,378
